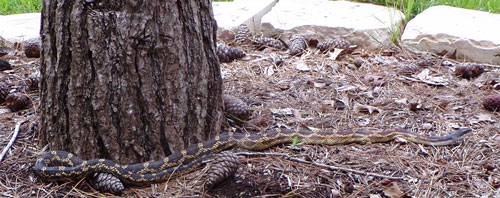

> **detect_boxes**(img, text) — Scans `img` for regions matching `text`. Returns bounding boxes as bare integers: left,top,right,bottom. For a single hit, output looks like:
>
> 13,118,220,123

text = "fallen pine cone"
235,24,252,45
216,44,246,63
455,64,484,79
317,38,351,53
483,94,500,111
24,42,41,58
6,93,32,112
398,63,419,76
288,34,307,56
203,151,240,190
0,82,8,104
251,37,287,50
223,94,251,125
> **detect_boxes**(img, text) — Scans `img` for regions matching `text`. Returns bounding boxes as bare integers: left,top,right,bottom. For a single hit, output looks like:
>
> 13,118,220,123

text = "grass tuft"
0,0,42,15
356,0,500,21
0,0,236,15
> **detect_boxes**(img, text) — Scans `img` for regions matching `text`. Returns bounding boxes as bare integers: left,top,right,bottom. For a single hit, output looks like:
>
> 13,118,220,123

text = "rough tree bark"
39,0,223,164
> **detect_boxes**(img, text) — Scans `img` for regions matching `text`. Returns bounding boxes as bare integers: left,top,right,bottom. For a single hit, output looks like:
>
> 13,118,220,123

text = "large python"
34,128,472,191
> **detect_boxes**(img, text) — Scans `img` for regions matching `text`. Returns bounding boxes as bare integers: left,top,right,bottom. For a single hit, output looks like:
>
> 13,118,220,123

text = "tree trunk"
39,0,223,164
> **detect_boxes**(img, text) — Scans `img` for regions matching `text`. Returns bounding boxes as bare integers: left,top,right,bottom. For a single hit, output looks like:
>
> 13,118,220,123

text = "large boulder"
0,13,41,46
213,0,277,34
260,0,404,49
402,6,500,64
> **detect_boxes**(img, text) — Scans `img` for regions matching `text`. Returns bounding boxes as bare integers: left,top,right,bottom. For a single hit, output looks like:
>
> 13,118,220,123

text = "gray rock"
260,0,404,50
402,6,500,64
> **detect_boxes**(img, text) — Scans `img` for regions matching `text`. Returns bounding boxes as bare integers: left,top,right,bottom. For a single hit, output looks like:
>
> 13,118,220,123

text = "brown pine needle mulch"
1,44,500,197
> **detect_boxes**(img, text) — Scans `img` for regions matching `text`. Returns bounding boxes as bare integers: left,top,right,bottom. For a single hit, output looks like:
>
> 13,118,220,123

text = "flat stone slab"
260,0,404,49
402,6,500,64
213,0,277,33
0,13,40,45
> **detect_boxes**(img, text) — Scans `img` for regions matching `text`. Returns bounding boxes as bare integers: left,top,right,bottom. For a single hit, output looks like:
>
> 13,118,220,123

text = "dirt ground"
0,39,499,198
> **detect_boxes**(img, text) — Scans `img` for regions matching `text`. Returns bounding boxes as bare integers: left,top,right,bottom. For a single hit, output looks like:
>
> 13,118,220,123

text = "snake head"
439,128,472,145
449,128,472,139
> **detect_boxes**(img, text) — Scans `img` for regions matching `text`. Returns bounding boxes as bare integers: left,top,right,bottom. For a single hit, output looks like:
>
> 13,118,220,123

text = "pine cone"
91,173,124,194
0,82,8,104
288,34,307,56
455,64,484,79
251,37,287,50
5,93,31,112
235,24,252,45
223,94,251,124
317,38,351,52
28,71,41,91
483,94,500,111
203,151,240,189
398,63,419,76
216,44,246,63
24,42,41,58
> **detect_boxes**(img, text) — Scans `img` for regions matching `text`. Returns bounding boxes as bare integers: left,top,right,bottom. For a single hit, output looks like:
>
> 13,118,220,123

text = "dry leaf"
320,100,346,110
354,104,382,114
294,60,310,72
383,181,408,198
414,69,449,86
363,75,386,86
328,48,344,60
357,118,370,126
335,85,358,92
270,108,294,117
438,101,449,110
263,65,274,76
307,79,332,89
469,113,496,125
394,98,407,105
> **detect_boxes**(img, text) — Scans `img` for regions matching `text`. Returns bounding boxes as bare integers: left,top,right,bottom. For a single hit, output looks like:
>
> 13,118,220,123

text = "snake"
34,128,472,191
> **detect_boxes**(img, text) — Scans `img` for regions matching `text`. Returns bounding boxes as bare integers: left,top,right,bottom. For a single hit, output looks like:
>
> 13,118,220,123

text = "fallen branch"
0,120,28,163
237,151,403,180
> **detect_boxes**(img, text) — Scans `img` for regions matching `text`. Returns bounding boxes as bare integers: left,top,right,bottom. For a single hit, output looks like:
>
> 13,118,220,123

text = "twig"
0,120,28,163
479,63,500,69
237,152,403,180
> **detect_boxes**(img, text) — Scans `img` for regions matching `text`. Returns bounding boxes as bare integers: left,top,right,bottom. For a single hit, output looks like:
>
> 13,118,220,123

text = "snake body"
34,128,471,186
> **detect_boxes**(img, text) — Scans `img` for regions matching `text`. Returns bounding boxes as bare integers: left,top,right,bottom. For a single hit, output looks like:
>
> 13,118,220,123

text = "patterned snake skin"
34,127,472,193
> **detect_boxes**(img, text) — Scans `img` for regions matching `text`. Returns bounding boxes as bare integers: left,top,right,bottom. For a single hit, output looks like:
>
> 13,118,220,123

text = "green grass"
0,0,42,15
355,0,500,21
0,0,234,15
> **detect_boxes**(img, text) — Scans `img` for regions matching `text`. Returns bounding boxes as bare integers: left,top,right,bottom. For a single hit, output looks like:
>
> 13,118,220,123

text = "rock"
261,0,404,50
0,13,41,46
402,6,500,64
353,58,364,68
213,0,277,33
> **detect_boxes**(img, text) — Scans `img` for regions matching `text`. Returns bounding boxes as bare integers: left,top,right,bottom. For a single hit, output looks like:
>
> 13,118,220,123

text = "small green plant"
290,136,299,149
388,22,402,45
402,0,414,22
